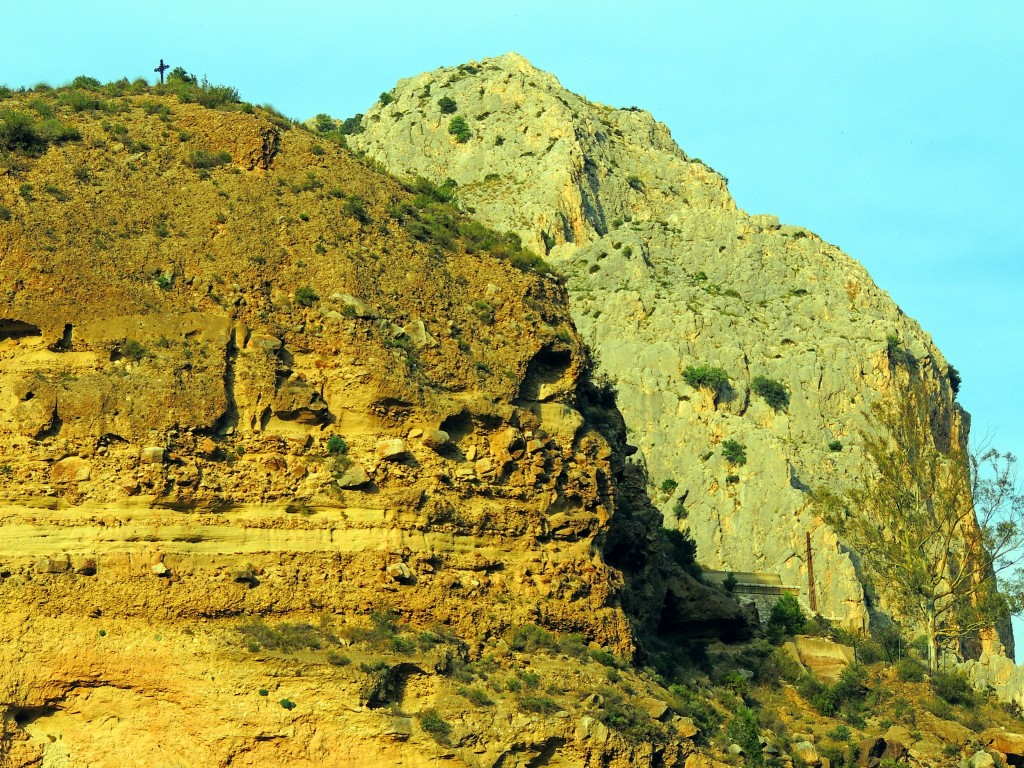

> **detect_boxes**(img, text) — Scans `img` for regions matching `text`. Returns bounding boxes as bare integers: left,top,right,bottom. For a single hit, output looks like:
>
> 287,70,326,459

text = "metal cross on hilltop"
154,59,169,84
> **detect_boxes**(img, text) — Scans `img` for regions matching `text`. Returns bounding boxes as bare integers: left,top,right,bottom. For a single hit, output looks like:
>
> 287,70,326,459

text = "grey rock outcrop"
351,53,977,635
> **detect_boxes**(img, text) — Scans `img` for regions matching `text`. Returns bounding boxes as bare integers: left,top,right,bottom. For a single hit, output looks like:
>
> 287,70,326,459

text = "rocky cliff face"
350,53,977,637
0,87,744,766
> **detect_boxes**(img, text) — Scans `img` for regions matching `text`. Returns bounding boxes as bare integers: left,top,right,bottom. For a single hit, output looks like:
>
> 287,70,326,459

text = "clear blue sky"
4,0,1024,647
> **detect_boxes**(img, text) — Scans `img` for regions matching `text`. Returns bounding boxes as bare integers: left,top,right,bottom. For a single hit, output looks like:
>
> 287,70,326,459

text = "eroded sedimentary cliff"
350,52,972,633
0,88,743,766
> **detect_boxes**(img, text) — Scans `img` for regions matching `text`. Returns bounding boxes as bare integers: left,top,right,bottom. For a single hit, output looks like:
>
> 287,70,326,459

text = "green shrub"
931,669,978,708
288,172,322,193
448,115,471,143
508,624,558,653
673,500,688,519
854,635,885,664
519,694,558,714
660,478,678,494
342,195,370,223
895,657,926,683
819,744,853,768
626,175,644,191
187,149,231,169
472,299,495,325
390,635,416,654
379,91,394,106
258,688,268,696
723,572,737,592
886,334,918,369
437,96,457,114
767,594,805,643
518,670,541,689
0,203,10,221
754,646,805,684
0,110,48,155
44,184,69,202
310,143,325,156
589,649,620,667
27,97,54,118
682,365,730,395
160,72,239,110
802,663,868,719
294,286,319,307
827,724,852,742
418,708,452,742
751,375,789,410
142,100,172,119
391,176,551,274
948,365,961,396
168,67,197,85
121,339,149,362
238,620,324,652
829,440,843,452
339,114,363,134
326,651,351,667
724,707,763,766
313,113,335,132
326,435,347,455
924,696,955,720
279,698,296,710
69,75,99,91
593,687,664,744
457,686,493,706
668,683,722,736
39,117,80,145
58,89,105,112
892,696,915,725
721,439,747,466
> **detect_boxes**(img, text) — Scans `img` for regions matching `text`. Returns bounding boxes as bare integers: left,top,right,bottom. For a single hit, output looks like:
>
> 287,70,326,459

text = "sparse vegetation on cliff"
388,175,552,275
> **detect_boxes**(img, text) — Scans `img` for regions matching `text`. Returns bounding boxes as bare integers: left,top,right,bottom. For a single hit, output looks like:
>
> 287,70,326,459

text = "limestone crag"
352,52,733,257
351,53,972,633
0,90,742,765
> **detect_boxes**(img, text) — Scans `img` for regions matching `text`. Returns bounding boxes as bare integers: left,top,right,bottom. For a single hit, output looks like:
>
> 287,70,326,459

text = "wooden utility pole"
806,531,817,612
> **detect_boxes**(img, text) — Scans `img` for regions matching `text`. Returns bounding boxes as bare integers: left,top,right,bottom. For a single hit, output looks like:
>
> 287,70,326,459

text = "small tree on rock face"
448,115,471,143
819,381,1024,671
751,375,789,410
682,365,732,405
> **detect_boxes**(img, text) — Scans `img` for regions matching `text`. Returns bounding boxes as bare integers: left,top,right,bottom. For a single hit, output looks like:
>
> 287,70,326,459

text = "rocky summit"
0,60,1020,768
350,52,977,638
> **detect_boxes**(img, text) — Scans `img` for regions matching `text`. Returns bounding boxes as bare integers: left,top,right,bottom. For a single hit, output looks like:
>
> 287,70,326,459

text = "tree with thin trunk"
818,380,1024,671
